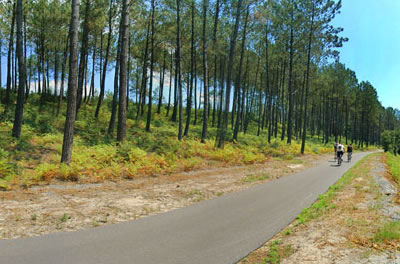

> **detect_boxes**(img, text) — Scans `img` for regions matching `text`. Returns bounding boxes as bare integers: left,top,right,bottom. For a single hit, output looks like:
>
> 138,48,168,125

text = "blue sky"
333,0,400,109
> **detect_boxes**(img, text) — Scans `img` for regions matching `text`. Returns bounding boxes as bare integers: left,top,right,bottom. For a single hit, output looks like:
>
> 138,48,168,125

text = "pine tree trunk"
76,0,90,112
184,1,195,136
117,0,130,142
211,0,220,127
95,0,114,118
233,4,249,141
138,19,151,119
216,54,225,132
177,0,183,140
265,26,271,141
41,47,46,95
200,0,209,143
231,83,237,129
37,46,41,94
207,70,211,120
99,29,103,93
193,51,198,125
27,46,32,98
126,34,131,110
54,50,59,100
245,56,259,134
274,64,280,138
268,64,277,143
216,0,242,148
88,38,96,103
166,52,173,117
286,15,295,144
257,73,263,137
240,56,249,133
83,53,88,102
280,60,286,141
4,3,16,110
171,57,178,122
24,15,29,100
298,71,306,138
12,0,26,138
46,56,50,94
57,37,69,116
108,29,121,136
135,69,139,104
301,4,315,154
61,0,80,164
146,0,155,132
157,49,166,114
12,38,16,93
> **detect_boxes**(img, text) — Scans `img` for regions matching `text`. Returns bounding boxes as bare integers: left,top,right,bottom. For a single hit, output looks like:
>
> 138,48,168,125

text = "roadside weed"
374,221,400,242
60,213,71,223
242,173,269,183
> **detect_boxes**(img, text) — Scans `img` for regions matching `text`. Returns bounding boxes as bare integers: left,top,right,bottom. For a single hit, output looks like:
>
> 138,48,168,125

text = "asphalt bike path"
0,152,370,264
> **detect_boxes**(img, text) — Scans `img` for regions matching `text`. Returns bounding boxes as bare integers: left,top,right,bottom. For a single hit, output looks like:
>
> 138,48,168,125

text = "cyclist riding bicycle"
334,142,338,160
347,143,353,161
337,143,345,165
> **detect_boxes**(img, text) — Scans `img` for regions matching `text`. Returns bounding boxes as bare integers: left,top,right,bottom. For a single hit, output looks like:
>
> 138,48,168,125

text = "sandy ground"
0,154,325,240
241,153,400,264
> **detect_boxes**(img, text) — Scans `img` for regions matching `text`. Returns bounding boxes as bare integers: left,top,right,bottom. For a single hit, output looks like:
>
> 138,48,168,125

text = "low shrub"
386,152,400,184
0,158,14,179
374,221,400,242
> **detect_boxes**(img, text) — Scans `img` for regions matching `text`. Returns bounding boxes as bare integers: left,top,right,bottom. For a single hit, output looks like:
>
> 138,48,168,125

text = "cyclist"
337,142,345,165
347,143,353,162
334,142,338,160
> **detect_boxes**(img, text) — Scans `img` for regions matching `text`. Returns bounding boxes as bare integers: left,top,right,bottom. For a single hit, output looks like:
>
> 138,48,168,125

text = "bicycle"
347,152,352,162
337,152,343,166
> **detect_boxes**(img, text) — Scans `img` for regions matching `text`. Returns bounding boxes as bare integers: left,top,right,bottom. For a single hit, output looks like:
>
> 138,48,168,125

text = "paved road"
0,152,370,264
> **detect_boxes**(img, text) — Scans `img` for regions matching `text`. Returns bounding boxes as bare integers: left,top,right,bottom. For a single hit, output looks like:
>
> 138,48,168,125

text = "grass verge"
296,154,371,225
386,152,400,184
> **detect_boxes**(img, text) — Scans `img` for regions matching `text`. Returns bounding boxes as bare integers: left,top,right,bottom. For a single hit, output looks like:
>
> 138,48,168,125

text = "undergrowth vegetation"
0,94,374,189
263,240,293,264
381,130,400,155
386,152,400,184
374,221,400,243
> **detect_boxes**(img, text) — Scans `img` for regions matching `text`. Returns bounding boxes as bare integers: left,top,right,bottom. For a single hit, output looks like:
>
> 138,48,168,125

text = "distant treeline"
382,129,400,155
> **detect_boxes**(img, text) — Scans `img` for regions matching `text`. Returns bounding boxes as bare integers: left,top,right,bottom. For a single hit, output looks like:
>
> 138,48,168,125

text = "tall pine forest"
0,0,399,188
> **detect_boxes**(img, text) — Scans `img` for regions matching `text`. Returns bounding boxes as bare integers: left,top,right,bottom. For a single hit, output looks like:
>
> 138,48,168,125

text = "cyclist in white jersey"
337,143,345,162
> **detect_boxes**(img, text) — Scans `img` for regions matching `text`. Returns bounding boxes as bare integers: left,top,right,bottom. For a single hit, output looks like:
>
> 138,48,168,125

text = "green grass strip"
296,154,372,225
386,152,400,184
